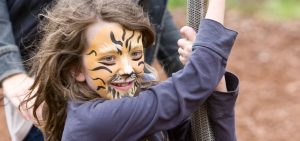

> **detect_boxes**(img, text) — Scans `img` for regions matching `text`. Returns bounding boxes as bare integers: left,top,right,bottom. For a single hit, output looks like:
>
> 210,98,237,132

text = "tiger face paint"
78,21,145,100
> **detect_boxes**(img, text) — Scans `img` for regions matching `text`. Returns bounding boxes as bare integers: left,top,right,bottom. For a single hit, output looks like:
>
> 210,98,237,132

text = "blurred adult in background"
0,0,181,140
0,1,51,140
140,0,183,76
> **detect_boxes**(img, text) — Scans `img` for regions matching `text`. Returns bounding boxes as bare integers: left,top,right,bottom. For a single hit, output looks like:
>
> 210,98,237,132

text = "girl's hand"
177,26,227,92
177,26,196,65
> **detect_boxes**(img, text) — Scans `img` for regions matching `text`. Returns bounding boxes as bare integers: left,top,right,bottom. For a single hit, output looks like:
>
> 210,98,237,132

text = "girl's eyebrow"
98,44,122,55
131,45,143,50
129,45,143,52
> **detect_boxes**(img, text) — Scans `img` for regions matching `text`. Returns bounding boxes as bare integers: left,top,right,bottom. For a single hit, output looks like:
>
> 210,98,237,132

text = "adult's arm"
156,10,183,76
0,1,34,140
0,0,37,122
0,0,25,82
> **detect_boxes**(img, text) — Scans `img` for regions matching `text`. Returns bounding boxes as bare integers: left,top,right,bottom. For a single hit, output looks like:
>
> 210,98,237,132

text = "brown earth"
1,10,300,141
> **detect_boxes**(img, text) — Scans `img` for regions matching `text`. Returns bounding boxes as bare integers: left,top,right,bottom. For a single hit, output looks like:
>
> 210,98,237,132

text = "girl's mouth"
110,81,134,92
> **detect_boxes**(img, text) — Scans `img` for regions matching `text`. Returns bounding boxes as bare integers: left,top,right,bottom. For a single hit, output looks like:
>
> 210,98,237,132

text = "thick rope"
187,0,215,141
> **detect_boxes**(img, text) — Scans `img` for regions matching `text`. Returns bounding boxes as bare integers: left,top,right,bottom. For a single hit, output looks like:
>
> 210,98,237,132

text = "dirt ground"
1,10,300,141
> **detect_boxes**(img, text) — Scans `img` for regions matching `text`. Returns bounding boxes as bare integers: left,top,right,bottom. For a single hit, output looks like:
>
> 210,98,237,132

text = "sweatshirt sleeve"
208,71,239,141
0,1,25,83
63,19,238,141
166,71,239,141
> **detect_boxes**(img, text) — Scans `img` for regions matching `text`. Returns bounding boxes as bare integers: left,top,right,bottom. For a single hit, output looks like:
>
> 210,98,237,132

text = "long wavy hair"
21,0,155,140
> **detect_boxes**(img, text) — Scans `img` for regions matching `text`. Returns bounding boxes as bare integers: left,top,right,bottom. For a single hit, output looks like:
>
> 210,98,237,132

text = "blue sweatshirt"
62,19,238,141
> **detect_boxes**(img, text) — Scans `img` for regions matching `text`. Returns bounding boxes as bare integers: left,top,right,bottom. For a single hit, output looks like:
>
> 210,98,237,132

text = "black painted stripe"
92,77,106,84
117,92,120,99
86,50,97,56
122,28,126,41
98,62,115,66
110,31,123,46
96,86,105,91
112,89,116,98
138,61,144,66
90,66,112,73
137,34,142,43
128,42,132,52
116,47,122,55
125,31,135,48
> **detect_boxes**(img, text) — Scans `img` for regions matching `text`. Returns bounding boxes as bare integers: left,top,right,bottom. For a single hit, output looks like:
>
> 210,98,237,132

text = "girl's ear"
75,73,86,82
72,70,86,82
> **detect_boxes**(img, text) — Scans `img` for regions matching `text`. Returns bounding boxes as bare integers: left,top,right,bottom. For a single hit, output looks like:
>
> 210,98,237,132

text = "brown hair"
21,0,155,140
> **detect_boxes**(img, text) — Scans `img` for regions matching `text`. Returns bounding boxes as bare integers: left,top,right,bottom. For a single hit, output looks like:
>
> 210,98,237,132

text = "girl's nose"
119,59,133,75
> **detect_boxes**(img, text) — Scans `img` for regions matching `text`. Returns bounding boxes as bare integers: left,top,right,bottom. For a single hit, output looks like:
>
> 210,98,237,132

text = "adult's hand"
2,73,40,122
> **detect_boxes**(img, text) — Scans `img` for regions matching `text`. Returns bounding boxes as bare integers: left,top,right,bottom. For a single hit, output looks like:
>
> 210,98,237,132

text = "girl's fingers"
178,38,193,50
179,56,187,65
180,26,197,42
178,47,188,58
178,29,195,65
177,38,188,49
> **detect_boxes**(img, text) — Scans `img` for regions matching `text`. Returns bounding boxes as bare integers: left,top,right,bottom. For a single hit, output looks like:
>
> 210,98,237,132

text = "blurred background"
165,0,300,140
0,0,299,141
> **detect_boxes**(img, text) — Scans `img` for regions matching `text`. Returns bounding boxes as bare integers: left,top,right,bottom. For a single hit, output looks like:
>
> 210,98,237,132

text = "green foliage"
266,0,300,20
168,0,186,9
167,0,300,21
228,0,300,21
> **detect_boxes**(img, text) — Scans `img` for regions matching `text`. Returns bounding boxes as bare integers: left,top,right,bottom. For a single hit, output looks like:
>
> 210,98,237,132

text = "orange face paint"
82,21,144,99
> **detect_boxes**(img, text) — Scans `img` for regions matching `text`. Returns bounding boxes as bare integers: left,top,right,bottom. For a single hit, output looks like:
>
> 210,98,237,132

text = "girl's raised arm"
205,0,226,25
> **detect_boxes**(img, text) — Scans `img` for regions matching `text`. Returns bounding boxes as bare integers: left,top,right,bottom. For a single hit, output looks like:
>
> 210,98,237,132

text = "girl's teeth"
115,82,130,87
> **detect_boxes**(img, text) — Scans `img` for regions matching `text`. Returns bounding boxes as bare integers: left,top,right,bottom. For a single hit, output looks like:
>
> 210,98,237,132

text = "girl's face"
76,21,145,99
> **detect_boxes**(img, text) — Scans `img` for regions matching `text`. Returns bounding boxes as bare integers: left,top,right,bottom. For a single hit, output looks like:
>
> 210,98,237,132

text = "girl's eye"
99,56,116,65
131,51,143,61
105,56,114,62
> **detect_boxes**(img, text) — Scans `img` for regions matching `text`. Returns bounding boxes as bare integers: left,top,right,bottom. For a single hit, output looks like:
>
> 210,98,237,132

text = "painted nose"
119,59,133,75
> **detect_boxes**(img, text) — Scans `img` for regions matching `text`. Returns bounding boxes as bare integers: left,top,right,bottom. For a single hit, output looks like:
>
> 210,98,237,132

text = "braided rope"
187,0,215,141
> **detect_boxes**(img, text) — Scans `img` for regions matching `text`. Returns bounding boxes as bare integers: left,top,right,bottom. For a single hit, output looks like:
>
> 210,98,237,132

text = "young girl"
22,0,238,140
